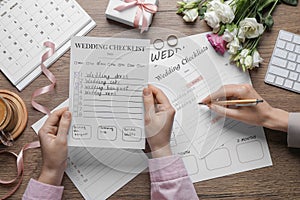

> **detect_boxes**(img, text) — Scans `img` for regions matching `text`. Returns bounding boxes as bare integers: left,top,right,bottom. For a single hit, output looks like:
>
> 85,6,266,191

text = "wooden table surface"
1,0,300,199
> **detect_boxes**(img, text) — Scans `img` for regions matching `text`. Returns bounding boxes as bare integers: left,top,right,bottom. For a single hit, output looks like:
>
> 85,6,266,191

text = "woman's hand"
38,107,71,186
202,84,288,132
143,85,176,158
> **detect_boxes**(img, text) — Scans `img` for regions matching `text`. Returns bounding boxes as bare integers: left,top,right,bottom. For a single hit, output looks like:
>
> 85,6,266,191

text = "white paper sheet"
32,100,148,200
68,37,150,149
149,33,272,182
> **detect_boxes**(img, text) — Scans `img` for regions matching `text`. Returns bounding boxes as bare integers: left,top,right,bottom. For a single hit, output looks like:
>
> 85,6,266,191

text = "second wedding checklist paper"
32,33,272,199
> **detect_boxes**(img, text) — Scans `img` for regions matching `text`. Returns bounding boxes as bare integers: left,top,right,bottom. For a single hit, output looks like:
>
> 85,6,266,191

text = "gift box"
105,0,158,33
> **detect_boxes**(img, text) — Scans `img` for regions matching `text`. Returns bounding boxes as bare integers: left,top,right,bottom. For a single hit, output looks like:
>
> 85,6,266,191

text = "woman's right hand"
202,84,289,132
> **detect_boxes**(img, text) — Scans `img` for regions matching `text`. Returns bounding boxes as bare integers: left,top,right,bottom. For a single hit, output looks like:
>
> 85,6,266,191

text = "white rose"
227,36,240,54
238,29,245,43
238,18,264,42
207,0,234,24
216,4,234,23
204,11,220,32
183,8,198,22
240,57,245,65
206,0,222,11
240,49,250,58
223,28,237,42
244,55,253,68
252,50,263,67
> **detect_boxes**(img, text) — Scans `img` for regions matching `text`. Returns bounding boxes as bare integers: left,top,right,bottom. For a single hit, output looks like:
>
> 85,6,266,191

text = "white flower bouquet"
177,0,298,71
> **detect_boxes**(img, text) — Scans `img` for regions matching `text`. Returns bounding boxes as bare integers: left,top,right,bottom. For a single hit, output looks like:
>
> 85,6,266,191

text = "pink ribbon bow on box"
114,0,158,33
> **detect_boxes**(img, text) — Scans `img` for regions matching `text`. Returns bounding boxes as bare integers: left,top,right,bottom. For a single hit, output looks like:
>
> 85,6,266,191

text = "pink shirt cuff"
148,155,188,182
22,178,64,200
287,113,300,148
148,155,198,200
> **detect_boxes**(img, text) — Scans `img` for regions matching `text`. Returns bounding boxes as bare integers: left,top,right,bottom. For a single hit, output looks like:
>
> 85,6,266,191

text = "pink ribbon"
31,41,56,115
114,0,158,33
0,141,40,199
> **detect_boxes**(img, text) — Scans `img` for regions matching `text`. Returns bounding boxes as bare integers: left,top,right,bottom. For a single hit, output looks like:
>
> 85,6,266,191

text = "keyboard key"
271,57,287,68
289,71,298,80
266,74,275,83
294,35,300,45
296,64,300,73
287,61,297,70
295,45,300,54
287,52,297,61
276,39,286,49
286,42,295,51
284,79,294,88
269,65,289,77
275,76,285,85
297,56,300,64
279,31,293,41
274,48,288,58
293,82,300,91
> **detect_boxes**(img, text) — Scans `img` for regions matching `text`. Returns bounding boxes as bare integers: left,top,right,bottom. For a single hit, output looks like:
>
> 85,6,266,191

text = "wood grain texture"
0,0,300,199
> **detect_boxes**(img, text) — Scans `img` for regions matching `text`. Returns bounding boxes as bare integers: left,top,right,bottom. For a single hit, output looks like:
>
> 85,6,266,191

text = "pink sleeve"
22,179,64,200
148,155,198,200
287,113,300,148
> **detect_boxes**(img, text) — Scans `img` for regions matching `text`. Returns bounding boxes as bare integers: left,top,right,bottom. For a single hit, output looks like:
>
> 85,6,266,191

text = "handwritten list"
69,37,150,149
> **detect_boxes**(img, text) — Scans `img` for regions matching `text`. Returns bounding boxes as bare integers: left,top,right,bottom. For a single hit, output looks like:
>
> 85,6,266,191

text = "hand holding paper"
143,85,175,158
38,108,71,186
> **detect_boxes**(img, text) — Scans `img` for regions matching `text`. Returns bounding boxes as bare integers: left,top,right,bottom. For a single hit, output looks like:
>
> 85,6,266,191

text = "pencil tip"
198,102,205,105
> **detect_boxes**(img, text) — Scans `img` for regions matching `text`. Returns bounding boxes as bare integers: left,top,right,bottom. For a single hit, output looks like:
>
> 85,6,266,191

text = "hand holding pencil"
201,84,288,132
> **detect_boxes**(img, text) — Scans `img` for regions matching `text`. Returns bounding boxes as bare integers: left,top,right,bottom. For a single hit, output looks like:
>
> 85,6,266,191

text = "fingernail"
143,88,151,96
202,98,209,103
63,111,71,119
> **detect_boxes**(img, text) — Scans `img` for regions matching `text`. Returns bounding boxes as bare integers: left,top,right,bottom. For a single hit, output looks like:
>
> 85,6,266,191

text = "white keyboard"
265,30,300,93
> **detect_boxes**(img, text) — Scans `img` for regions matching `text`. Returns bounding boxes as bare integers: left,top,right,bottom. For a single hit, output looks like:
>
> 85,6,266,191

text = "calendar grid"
0,0,94,89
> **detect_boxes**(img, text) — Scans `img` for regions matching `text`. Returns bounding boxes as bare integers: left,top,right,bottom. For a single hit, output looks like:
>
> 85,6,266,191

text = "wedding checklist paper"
149,33,272,182
32,100,148,200
68,37,150,149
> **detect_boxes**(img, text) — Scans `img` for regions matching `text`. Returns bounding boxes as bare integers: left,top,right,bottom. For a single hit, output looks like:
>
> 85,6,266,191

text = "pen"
198,99,264,107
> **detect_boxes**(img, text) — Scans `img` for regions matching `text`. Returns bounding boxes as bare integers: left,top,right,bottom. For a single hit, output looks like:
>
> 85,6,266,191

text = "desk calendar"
0,0,95,90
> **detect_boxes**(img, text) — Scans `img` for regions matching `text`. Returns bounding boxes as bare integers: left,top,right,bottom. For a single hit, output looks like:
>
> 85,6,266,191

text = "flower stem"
267,0,279,17
235,0,258,24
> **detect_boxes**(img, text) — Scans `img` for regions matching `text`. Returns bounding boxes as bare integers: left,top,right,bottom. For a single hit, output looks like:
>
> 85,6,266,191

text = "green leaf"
176,8,185,14
184,2,197,9
264,15,274,30
280,0,298,6
177,1,186,7
226,24,237,32
199,6,207,19
218,25,226,35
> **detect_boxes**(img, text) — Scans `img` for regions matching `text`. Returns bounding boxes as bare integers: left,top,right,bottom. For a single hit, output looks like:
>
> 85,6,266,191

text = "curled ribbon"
114,0,158,33
0,141,40,200
31,41,56,115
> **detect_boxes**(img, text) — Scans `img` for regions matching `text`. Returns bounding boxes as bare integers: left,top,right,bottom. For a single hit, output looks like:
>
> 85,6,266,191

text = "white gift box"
105,0,158,31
